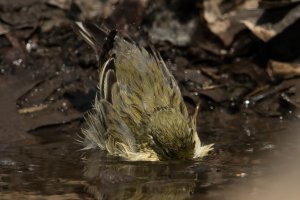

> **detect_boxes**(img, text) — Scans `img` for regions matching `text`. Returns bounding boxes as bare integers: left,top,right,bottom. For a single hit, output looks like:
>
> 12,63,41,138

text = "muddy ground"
0,0,300,199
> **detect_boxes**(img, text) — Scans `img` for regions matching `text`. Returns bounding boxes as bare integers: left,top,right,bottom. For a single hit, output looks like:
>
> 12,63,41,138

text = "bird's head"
146,108,196,160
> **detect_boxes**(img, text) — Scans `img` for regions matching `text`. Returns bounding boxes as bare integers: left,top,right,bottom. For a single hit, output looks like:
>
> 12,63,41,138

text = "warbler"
74,22,213,161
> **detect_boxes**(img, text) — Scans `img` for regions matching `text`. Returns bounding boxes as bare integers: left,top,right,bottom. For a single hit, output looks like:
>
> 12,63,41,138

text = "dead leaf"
203,0,259,46
268,60,300,79
241,4,300,42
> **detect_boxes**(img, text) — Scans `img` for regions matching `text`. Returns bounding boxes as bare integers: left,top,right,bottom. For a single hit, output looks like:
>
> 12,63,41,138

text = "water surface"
0,112,298,199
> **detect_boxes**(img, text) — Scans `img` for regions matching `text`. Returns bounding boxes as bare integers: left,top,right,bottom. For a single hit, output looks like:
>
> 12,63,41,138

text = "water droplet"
236,172,247,178
243,99,251,108
26,40,37,52
12,59,23,66
279,116,283,120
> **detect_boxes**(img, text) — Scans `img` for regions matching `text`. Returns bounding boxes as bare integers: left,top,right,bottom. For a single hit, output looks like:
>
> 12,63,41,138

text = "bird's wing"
75,22,138,156
112,38,189,119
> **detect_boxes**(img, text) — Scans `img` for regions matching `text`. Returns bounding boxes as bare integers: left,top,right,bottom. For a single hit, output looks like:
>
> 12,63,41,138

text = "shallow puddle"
1,0,300,199
0,112,299,199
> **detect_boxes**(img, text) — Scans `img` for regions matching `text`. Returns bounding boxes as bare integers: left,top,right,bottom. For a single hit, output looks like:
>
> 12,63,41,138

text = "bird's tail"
73,21,117,63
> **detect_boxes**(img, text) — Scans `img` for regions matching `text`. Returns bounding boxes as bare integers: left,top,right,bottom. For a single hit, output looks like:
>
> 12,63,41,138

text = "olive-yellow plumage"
75,22,213,161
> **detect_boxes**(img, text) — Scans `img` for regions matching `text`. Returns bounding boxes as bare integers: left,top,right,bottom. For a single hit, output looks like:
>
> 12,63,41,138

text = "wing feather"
113,38,188,117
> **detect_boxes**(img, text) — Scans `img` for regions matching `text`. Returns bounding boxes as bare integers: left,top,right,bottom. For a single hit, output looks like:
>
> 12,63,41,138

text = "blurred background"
0,0,300,199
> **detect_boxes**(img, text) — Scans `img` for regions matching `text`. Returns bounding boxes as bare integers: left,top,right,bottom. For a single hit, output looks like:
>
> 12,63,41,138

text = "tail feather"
73,22,116,62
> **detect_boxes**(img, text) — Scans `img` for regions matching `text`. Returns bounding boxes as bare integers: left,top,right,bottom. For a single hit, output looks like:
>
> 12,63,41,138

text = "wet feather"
75,22,213,161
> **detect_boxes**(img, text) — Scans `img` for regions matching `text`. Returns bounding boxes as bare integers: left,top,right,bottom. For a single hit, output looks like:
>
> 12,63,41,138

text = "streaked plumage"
75,22,213,161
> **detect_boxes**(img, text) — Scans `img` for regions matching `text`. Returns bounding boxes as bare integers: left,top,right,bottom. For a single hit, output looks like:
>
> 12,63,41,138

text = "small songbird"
74,22,213,161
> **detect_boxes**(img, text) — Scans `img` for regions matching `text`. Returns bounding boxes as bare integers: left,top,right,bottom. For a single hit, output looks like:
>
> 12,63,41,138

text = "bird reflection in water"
81,151,218,200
